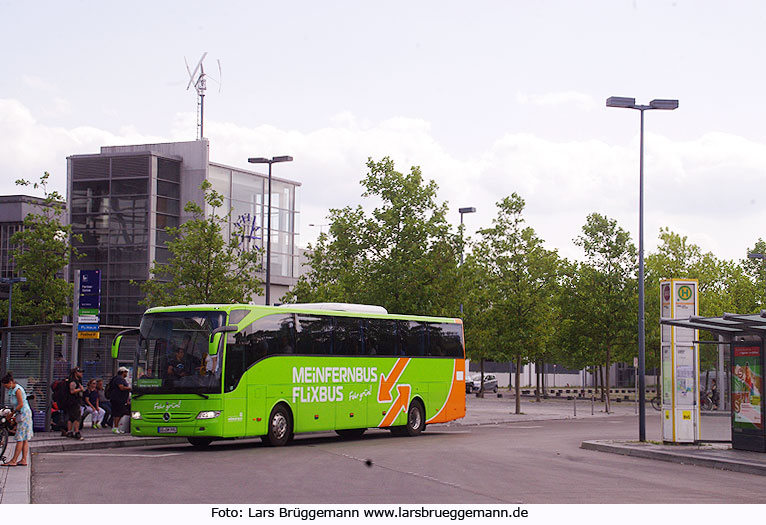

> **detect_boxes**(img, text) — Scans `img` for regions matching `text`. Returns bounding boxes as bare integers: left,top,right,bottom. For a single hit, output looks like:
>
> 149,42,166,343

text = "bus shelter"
661,312,766,452
0,323,136,432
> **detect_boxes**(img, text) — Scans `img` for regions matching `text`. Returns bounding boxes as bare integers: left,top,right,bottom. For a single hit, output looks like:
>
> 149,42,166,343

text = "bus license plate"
158,426,177,434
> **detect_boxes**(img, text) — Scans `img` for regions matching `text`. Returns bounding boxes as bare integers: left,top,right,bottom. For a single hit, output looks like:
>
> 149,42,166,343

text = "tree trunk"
599,366,605,402
514,354,522,414
534,362,541,402
604,347,612,413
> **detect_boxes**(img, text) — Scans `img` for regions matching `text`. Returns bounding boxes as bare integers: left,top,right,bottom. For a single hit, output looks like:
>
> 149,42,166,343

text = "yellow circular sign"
678,285,693,301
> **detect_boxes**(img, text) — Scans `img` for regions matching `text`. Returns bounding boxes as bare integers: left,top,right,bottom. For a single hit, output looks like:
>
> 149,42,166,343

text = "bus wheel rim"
272,413,287,440
410,406,421,429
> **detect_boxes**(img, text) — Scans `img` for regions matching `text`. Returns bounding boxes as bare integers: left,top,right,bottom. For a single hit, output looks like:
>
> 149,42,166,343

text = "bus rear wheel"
188,437,213,449
336,428,366,440
391,399,426,437
266,404,292,447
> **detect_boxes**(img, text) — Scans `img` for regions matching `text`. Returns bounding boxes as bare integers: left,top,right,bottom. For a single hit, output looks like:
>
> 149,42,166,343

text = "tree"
284,157,461,316
559,213,637,412
464,194,560,414
138,181,263,307
2,173,80,325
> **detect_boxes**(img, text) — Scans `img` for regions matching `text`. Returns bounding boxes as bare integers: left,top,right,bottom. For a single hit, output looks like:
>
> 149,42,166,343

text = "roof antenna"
184,53,221,140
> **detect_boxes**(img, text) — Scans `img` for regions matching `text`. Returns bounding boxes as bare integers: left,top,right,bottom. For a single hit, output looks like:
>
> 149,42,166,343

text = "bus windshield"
134,310,226,395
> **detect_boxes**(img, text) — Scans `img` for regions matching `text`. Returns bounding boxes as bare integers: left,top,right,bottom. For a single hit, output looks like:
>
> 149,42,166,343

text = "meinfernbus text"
111,303,466,448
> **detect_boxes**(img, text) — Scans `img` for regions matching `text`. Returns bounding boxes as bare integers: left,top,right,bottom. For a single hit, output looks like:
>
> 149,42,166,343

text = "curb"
581,440,766,477
30,436,185,454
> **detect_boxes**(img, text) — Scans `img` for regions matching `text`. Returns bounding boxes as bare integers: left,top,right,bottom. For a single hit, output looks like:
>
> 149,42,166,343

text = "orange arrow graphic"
377,358,410,402
380,384,411,427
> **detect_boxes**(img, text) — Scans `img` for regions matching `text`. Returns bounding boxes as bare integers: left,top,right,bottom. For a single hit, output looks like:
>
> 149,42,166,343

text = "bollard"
573,395,577,417
591,394,595,416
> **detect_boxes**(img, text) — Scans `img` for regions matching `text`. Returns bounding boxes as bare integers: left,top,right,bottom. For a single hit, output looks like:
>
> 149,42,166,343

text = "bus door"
246,384,266,436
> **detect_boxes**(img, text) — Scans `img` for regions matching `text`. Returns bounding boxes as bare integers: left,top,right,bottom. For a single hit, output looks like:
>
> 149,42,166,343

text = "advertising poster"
733,346,762,430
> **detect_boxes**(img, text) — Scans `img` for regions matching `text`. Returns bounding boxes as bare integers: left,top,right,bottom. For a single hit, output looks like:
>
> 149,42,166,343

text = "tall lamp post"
247,156,294,306
607,96,678,442
748,252,766,301
458,207,476,316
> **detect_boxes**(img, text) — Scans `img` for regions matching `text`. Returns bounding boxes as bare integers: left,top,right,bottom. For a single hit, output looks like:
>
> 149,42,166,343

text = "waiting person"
83,379,105,429
66,368,85,440
110,367,131,434
1,372,32,466
96,378,113,428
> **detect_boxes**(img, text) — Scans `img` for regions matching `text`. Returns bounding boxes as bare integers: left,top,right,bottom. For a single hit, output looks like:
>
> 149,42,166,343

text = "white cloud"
1,99,764,263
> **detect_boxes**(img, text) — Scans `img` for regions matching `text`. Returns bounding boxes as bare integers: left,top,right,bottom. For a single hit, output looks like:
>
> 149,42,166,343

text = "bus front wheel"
266,404,293,447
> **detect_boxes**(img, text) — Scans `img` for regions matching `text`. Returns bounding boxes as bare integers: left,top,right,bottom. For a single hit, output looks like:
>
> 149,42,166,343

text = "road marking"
52,452,183,458
428,430,472,434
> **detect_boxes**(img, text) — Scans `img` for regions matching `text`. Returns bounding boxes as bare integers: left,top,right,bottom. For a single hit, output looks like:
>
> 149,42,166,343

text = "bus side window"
441,323,464,358
403,321,426,357
368,319,396,356
334,317,361,356
296,315,332,355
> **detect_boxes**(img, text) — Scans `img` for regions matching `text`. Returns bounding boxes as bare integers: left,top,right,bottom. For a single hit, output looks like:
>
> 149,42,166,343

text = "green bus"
111,303,466,448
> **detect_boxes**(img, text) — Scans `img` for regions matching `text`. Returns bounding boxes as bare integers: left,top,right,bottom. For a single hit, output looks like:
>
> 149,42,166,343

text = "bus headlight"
131,411,142,420
196,411,221,420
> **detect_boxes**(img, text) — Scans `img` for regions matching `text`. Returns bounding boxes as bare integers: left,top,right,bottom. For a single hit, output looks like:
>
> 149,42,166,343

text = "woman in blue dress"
1,372,33,466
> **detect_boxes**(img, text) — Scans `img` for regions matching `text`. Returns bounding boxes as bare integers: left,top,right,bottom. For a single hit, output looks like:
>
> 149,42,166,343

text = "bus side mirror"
111,328,140,359
209,325,238,356
111,335,123,359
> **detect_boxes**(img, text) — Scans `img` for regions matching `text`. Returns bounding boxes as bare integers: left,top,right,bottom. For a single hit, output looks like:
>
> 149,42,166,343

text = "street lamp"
607,96,678,442
748,252,766,301
0,277,27,328
247,155,294,306
309,223,330,235
458,207,476,316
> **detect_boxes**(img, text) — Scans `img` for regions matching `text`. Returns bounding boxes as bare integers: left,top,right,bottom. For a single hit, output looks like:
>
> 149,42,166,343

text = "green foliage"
464,194,560,367
138,181,263,307
558,213,637,409
284,157,461,316
3,173,80,325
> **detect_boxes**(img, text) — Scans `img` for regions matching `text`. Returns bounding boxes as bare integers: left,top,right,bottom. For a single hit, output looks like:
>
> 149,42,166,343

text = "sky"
2,0,765,263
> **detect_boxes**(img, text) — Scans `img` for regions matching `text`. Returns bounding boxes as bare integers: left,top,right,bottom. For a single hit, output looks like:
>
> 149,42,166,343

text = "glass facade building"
67,140,301,327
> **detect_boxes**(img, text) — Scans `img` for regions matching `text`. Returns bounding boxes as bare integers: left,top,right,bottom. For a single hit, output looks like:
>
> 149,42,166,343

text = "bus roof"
143,303,462,324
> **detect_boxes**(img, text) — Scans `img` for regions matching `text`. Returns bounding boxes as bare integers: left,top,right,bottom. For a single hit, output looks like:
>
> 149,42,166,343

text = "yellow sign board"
78,331,100,339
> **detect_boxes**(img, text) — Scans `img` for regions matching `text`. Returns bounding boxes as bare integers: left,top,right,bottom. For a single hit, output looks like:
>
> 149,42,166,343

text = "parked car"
465,373,498,393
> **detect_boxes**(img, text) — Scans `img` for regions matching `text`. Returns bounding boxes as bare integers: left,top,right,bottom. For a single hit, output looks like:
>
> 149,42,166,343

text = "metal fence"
0,324,136,432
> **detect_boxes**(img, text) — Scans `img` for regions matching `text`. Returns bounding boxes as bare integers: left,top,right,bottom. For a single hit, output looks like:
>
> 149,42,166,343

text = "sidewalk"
0,393,753,504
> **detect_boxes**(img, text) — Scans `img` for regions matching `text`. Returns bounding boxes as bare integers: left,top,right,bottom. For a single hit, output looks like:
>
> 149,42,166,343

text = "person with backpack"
109,367,131,434
65,367,85,440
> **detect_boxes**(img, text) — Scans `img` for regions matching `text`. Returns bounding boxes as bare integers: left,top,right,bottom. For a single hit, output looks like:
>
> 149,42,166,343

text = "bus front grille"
145,412,195,422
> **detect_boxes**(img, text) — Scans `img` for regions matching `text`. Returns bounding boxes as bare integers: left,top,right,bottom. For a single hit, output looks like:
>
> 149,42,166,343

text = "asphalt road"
31,414,763,504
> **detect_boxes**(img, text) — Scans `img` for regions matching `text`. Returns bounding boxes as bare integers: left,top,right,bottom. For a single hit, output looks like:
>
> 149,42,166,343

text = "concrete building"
67,140,301,326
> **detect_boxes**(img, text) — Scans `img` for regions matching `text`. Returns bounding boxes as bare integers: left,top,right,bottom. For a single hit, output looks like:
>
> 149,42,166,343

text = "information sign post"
660,279,699,443
72,269,101,366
